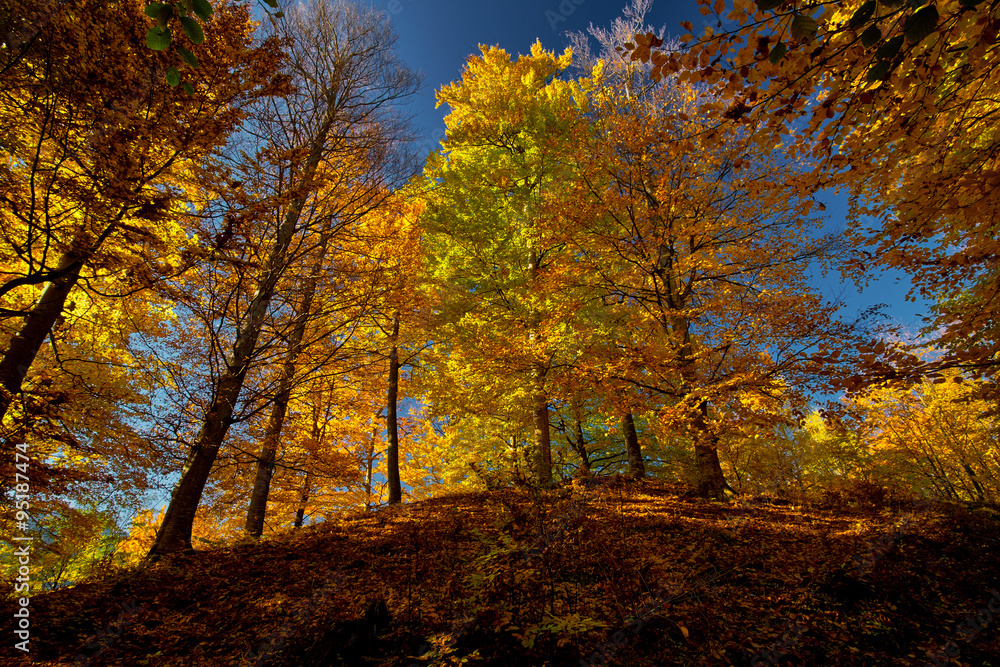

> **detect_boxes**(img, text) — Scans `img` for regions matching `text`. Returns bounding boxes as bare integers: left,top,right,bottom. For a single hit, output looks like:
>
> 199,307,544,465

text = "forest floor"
4,479,1000,666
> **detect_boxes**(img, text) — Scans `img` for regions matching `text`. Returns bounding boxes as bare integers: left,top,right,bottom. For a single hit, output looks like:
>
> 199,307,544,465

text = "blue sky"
372,0,930,338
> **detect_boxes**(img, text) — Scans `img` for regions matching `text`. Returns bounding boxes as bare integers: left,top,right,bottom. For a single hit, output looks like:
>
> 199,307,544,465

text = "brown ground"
4,479,1000,666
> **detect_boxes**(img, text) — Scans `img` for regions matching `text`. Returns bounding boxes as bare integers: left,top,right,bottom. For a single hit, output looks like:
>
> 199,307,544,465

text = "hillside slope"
4,480,1000,666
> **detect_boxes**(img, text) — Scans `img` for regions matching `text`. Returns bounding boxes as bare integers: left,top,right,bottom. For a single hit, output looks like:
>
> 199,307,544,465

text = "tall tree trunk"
362,423,381,512
386,313,402,505
569,400,590,473
0,255,83,422
622,410,645,478
244,241,325,538
150,115,332,557
0,218,118,423
532,361,552,486
294,470,312,529
527,245,551,486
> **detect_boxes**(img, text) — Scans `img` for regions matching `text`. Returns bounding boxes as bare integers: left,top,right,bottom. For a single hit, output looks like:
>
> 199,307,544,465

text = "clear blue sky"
374,0,930,338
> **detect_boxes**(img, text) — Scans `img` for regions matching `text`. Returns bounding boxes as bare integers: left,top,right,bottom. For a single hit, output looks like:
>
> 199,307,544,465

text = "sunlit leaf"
180,16,204,44
145,26,171,50
191,0,214,20
165,66,180,87
791,14,819,41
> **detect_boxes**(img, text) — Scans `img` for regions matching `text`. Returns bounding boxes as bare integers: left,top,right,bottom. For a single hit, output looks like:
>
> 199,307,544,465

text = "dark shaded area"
2,482,999,666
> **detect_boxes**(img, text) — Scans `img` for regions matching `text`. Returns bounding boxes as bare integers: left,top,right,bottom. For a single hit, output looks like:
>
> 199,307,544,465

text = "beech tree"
419,43,595,486
560,10,855,498
628,0,1000,396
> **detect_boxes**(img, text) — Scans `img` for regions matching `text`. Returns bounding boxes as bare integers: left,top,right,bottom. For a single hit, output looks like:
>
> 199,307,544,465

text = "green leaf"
165,66,180,87
261,0,279,7
848,1,877,29
181,82,195,95
866,58,894,82
274,10,284,17
861,25,882,48
145,26,172,50
791,14,819,40
179,16,204,44
191,0,213,20
143,2,168,18
904,5,938,44
874,34,905,59
178,46,199,69
768,40,788,64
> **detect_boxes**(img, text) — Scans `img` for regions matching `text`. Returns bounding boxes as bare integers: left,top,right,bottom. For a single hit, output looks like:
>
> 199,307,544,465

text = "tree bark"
527,245,551,486
692,400,727,500
150,111,332,557
244,241,325,538
532,361,552,486
671,313,728,499
294,470,312,529
569,401,590,473
386,313,402,504
0,217,118,423
622,410,645,478
0,253,83,423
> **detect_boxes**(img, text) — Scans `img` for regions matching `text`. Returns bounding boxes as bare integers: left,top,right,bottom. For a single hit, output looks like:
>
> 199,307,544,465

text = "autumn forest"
2,0,1000,663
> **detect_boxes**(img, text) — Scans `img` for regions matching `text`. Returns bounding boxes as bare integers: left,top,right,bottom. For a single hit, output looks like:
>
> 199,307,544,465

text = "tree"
0,0,280,427
562,23,853,497
149,0,418,555
419,42,595,486
845,371,999,502
628,0,1000,394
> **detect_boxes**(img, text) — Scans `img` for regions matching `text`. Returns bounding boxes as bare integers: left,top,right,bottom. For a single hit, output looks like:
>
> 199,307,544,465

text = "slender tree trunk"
527,245,551,486
150,115,332,557
0,255,83,422
623,410,645,479
244,242,325,538
361,423,381,512
294,470,312,529
961,461,986,502
569,401,590,474
386,313,402,504
532,361,552,486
